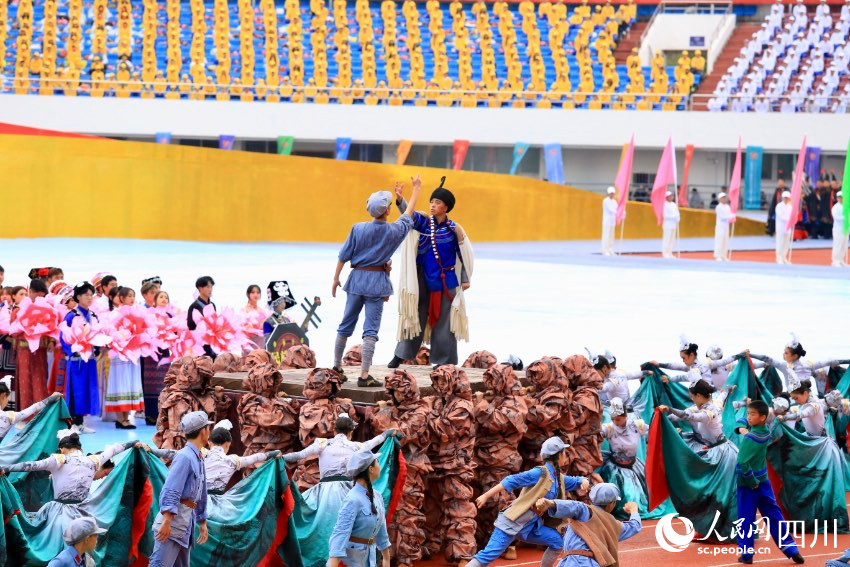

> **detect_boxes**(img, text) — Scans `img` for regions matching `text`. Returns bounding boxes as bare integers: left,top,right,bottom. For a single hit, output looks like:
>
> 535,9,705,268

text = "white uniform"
774,201,793,263
669,401,725,445
600,369,645,404
204,445,273,493
780,399,828,436
713,203,736,260
600,418,647,463
749,354,847,395
662,200,680,258
0,397,49,440
601,196,618,256
832,202,848,266
282,432,387,478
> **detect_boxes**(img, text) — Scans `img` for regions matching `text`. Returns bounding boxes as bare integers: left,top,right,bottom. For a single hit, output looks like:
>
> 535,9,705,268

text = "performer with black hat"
263,281,297,337
389,176,473,368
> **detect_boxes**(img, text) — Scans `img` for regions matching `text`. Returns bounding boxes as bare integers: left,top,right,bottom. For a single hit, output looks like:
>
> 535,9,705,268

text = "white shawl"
396,231,474,343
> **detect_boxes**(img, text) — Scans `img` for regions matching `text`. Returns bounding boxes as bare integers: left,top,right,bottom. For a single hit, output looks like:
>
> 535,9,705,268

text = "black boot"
737,558,752,565
791,553,805,564
387,355,403,369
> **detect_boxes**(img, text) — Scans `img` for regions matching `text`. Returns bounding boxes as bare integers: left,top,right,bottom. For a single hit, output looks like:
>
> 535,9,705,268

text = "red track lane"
627,248,837,266
416,515,850,567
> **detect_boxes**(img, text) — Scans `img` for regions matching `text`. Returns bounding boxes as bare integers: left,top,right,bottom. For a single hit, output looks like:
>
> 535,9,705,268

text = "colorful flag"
452,139,470,170
219,135,235,150
615,135,634,225
509,142,530,175
277,136,294,155
650,137,678,226
396,140,412,165
335,137,352,160
677,144,695,205
804,146,821,186
842,139,850,234
544,143,564,184
728,137,742,223
743,146,763,210
787,137,807,233
155,132,171,144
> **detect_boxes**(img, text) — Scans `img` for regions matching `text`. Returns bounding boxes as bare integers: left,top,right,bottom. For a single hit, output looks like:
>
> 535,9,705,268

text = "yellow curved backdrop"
0,134,763,241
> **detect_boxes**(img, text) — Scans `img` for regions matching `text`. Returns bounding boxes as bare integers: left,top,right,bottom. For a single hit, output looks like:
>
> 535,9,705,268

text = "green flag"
277,136,294,156
841,138,850,234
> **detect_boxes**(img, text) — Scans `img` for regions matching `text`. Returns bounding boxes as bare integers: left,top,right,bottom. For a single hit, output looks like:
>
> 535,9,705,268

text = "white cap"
718,192,728,199
665,191,673,197
782,190,791,199
589,483,621,506
609,397,626,417
838,191,843,198
346,448,381,477
181,411,213,434
63,517,106,545
606,186,616,194
540,436,569,458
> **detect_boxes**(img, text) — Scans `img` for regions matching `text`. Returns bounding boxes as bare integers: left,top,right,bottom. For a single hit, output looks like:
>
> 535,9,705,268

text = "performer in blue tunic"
389,176,473,367
47,517,106,567
59,283,101,430
332,177,422,387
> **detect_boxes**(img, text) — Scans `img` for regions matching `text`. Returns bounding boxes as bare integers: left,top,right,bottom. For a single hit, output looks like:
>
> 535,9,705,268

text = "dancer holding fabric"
749,335,849,396
332,177,423,387
0,376,62,440
653,337,739,386
389,176,473,368
598,398,650,519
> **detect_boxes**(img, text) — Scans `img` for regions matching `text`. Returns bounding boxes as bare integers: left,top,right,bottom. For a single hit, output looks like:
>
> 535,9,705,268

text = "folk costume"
392,178,473,366
598,398,650,519
262,281,297,337
59,306,100,425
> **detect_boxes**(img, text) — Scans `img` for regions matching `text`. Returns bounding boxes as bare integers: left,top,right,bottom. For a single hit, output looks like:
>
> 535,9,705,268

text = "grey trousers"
149,538,190,567
395,270,458,366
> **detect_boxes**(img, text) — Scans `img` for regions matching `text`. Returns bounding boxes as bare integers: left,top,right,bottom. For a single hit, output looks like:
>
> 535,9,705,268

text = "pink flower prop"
241,308,267,337
10,297,63,352
163,318,203,362
58,317,113,362
0,307,10,336
46,294,70,322
192,304,253,355
105,305,162,363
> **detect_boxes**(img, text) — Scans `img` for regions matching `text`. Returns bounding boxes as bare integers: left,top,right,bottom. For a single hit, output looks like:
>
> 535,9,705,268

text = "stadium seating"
0,0,700,109
708,0,850,112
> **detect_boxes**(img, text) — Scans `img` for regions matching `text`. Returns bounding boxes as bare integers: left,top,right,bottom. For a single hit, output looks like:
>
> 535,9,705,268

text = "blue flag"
743,146,763,210
509,142,530,175
805,146,821,186
544,143,564,184
155,132,171,144
336,137,352,160
219,135,235,150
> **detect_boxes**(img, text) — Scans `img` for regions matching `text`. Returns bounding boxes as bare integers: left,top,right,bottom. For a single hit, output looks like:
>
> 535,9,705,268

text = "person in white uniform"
662,191,680,259
713,192,736,261
748,334,849,396
774,190,794,264
832,191,848,266
0,377,62,441
598,350,649,405
601,187,618,256
598,398,651,517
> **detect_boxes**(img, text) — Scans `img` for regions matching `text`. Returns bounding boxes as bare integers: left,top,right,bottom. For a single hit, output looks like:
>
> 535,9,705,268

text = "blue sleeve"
263,321,273,334
619,511,643,540
561,475,585,491
328,496,358,558
376,494,391,551
197,463,208,522
388,214,414,242
411,211,429,233
548,500,590,521
159,453,189,515
59,312,74,357
338,227,356,263
501,467,542,492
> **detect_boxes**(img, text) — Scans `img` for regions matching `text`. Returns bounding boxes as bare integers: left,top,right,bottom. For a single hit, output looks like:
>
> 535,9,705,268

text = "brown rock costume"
212,352,240,373
519,356,573,469
423,365,477,563
342,344,362,366
154,355,232,450
280,344,317,370
369,370,433,567
473,364,529,547
562,355,604,478
402,345,430,365
154,356,189,441
294,368,357,490
462,350,498,370
237,362,301,457
239,348,275,371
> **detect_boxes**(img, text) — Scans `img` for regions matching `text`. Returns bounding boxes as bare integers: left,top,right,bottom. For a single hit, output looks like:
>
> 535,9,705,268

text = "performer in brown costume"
239,348,275,371
519,357,573,469
369,369,433,567
423,365,477,565
462,350,497,370
237,362,301,457
280,344,317,370
473,364,528,551
153,355,231,450
562,355,604,480
212,352,240,373
342,345,362,366
294,368,357,490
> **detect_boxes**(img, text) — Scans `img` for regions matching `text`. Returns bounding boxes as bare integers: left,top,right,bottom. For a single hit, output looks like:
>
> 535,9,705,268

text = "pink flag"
728,137,742,223
787,136,807,233
615,135,635,225
678,144,695,204
651,137,678,226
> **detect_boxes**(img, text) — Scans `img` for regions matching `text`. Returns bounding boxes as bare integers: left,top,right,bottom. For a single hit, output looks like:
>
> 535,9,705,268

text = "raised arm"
13,393,58,423
233,450,278,470
402,175,422,216
748,353,783,368
149,446,177,462
94,441,135,466
808,359,850,370
707,354,739,370
360,431,389,453
3,454,63,473
282,438,325,464
657,361,689,372
668,406,715,423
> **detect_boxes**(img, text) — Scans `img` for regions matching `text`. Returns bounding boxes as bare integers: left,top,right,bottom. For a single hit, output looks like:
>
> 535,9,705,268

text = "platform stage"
213,364,527,404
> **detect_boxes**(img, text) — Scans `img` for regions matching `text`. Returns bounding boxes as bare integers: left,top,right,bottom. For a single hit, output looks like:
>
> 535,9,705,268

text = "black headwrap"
430,176,456,212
